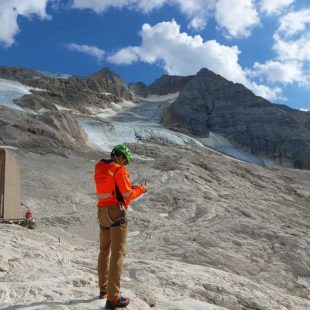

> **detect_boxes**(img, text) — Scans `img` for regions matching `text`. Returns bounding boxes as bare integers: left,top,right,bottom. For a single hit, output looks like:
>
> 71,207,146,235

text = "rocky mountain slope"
129,74,193,96
0,65,309,309
160,68,310,169
0,66,134,155
1,65,310,169
0,66,133,113
1,141,309,309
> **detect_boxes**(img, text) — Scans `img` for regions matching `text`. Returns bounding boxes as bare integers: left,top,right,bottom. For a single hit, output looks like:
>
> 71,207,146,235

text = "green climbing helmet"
111,144,132,163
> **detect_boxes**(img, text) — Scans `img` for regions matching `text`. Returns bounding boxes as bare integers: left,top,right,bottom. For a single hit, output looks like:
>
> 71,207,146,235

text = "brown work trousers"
97,206,128,301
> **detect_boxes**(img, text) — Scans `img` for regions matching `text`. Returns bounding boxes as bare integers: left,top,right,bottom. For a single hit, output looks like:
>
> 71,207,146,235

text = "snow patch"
37,108,50,114
80,120,138,152
199,132,277,167
39,70,71,79
297,276,310,289
0,78,32,111
54,104,73,112
80,120,203,152
141,93,179,103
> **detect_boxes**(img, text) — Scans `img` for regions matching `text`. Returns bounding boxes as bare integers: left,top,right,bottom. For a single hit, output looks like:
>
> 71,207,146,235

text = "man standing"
94,144,147,309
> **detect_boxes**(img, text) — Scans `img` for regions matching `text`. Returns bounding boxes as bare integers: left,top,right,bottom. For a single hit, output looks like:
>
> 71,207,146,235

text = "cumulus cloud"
72,0,216,30
108,20,281,100
251,61,305,84
0,0,50,47
277,9,310,37
72,0,214,15
72,0,136,13
272,9,310,70
273,33,310,62
215,0,259,38
259,0,294,15
108,20,246,82
173,0,216,30
72,0,182,14
74,0,251,33
73,0,260,38
250,82,282,101
75,1,281,37
255,8,310,91
67,43,105,61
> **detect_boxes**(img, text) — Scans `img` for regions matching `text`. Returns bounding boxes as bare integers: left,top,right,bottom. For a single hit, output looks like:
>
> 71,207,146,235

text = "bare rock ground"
1,141,309,309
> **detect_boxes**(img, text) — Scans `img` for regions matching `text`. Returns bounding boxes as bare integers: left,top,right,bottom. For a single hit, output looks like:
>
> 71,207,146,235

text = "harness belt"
101,217,126,230
111,218,126,227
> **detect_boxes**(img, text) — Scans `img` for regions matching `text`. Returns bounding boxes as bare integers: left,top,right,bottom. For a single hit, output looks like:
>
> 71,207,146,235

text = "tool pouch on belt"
98,205,127,229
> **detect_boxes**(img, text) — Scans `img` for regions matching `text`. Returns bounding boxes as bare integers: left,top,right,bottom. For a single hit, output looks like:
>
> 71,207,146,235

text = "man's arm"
114,166,146,207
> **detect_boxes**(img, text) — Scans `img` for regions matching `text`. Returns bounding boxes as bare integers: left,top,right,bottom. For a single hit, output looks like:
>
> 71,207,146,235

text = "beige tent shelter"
0,149,21,219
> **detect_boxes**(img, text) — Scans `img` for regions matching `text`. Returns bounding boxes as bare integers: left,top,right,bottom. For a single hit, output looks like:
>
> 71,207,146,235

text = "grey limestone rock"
0,66,133,113
147,74,194,95
162,68,310,169
128,82,148,97
130,74,194,97
0,106,88,156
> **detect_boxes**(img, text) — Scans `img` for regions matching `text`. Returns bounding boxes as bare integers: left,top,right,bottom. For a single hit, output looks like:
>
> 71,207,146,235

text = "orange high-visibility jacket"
94,159,145,209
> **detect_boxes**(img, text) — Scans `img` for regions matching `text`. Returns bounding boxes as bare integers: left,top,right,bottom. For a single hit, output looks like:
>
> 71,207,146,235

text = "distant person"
94,144,147,309
24,209,35,229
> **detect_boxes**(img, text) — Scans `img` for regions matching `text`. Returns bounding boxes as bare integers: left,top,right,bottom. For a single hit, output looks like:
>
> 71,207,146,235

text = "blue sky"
0,0,310,110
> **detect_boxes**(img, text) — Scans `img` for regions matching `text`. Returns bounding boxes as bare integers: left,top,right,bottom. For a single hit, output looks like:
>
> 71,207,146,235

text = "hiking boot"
99,291,108,299
105,296,129,309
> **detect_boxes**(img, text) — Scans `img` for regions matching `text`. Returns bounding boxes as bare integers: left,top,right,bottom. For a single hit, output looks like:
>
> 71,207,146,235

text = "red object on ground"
25,209,32,219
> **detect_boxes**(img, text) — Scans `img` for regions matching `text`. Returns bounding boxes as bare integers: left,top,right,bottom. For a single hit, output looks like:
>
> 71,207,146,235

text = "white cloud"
173,0,216,30
109,46,140,64
108,20,281,100
72,0,216,30
250,82,283,101
137,0,169,13
215,0,260,38
257,8,310,93
67,43,105,61
71,0,171,13
277,9,310,37
72,0,248,33
251,60,305,84
273,33,310,62
260,0,294,15
0,0,50,47
108,20,247,82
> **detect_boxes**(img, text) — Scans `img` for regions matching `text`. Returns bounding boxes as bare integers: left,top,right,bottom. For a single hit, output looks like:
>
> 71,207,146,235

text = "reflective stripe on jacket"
94,159,144,209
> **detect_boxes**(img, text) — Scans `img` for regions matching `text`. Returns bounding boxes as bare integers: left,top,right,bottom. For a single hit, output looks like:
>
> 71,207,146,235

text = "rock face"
0,66,133,113
0,66,134,155
0,106,88,155
0,66,43,80
162,68,310,169
3,142,309,309
128,82,148,97
129,74,194,96
147,74,194,95
1,65,310,169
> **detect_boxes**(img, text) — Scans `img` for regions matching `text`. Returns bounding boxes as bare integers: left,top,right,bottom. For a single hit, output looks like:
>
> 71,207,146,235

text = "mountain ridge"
1,65,310,169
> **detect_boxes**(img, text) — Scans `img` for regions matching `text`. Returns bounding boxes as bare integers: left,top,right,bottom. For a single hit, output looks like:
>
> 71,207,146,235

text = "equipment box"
0,149,21,219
